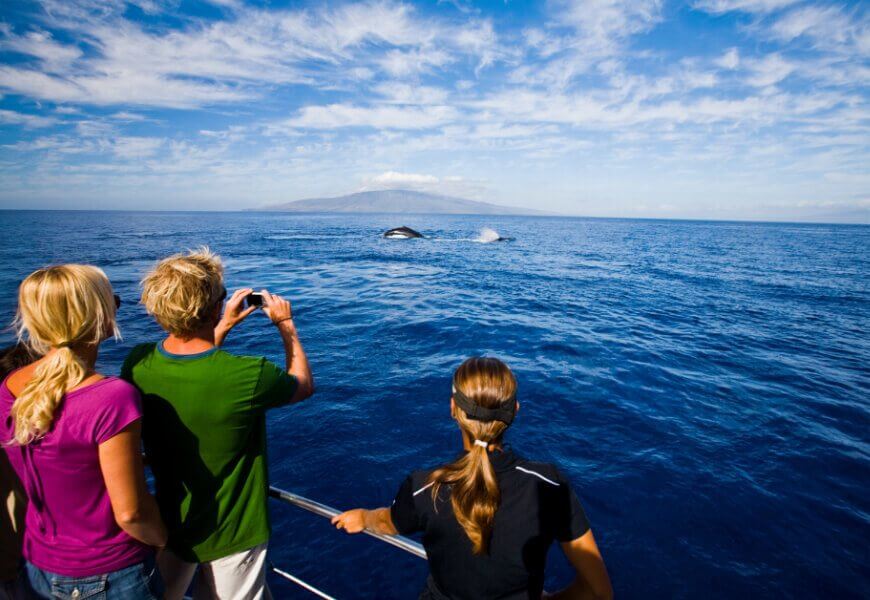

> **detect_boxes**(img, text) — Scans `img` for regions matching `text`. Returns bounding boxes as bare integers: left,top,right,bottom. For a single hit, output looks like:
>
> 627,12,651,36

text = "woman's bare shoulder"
4,361,39,397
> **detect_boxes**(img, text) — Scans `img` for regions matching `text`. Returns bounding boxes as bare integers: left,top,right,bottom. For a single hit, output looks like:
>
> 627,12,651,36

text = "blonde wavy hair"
429,357,518,555
10,265,119,445
141,247,224,337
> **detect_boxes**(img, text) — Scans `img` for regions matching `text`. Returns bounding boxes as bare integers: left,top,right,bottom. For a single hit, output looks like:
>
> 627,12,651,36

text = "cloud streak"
0,1,502,108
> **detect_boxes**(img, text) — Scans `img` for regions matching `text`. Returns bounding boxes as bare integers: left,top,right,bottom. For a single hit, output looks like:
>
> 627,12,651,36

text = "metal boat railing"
267,485,427,598
268,486,427,559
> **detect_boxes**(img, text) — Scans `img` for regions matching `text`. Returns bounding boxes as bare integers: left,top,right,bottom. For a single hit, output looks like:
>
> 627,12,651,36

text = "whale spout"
475,227,514,243
384,226,424,239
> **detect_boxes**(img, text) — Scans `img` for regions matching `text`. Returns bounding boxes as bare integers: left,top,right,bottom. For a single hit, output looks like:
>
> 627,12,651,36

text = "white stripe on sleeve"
515,466,560,487
413,482,435,496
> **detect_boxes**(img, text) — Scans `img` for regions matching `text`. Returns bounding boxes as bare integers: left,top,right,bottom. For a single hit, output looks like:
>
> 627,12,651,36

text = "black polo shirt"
390,448,590,600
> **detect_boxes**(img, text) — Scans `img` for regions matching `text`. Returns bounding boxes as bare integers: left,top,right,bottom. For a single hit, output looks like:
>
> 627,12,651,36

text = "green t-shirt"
121,342,298,562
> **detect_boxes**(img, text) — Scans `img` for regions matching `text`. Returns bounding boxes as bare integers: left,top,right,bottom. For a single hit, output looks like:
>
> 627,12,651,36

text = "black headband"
452,385,517,425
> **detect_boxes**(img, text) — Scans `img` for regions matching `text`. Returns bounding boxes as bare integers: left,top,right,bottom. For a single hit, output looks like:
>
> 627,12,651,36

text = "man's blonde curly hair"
141,247,224,337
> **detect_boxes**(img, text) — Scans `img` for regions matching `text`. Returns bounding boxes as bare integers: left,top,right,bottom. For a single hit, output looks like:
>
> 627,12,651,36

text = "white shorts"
159,543,272,600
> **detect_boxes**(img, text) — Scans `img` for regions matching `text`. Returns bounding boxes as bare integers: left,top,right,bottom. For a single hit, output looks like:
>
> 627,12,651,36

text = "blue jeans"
24,554,162,600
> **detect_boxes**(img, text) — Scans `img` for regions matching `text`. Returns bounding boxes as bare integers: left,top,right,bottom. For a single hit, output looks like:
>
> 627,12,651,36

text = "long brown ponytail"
429,357,517,554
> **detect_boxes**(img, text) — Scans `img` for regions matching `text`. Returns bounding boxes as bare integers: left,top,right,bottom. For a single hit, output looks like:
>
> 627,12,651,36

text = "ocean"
0,211,867,598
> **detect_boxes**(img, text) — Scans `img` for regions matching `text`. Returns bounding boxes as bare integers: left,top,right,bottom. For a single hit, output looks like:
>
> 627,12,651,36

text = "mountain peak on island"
256,189,550,215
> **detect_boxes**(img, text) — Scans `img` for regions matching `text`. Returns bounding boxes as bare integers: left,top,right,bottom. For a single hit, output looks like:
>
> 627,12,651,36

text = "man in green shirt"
122,248,314,599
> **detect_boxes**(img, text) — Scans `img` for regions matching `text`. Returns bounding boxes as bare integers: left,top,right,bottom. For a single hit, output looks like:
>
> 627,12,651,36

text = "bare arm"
262,291,314,403
214,288,256,347
98,421,168,548
545,530,613,600
331,507,398,536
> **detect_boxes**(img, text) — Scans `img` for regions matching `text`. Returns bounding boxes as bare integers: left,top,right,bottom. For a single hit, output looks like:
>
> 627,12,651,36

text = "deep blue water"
0,211,868,599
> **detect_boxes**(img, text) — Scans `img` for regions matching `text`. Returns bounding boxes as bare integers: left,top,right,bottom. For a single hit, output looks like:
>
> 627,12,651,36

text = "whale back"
384,226,424,239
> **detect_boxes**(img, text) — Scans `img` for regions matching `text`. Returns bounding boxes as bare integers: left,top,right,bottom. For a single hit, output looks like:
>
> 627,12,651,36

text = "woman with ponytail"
333,357,612,600
0,265,166,599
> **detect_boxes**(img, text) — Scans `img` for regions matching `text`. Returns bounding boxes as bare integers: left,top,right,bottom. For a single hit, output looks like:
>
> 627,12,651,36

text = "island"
254,189,551,215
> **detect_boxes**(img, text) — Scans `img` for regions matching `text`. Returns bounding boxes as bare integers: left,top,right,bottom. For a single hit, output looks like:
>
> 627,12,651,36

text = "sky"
0,0,867,222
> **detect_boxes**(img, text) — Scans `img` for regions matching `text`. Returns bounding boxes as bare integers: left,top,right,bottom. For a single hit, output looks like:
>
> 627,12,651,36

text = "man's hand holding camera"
215,288,294,345
215,288,256,346
261,290,294,328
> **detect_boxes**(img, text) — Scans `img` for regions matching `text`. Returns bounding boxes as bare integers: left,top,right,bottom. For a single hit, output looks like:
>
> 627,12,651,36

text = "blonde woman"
0,265,167,599
122,248,313,599
333,357,612,600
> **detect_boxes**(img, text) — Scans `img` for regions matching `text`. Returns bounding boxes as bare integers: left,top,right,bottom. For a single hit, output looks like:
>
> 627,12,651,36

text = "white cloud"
0,66,85,104
0,65,251,108
373,82,450,105
110,111,147,121
75,119,115,138
377,48,453,76
770,5,841,41
204,0,242,7
523,27,567,58
358,170,485,197
283,104,458,130
745,53,795,87
471,85,848,127
509,0,663,89
693,0,800,15
452,19,501,73
556,0,662,52
3,134,97,154
683,68,718,89
768,4,868,56
0,1,504,108
716,47,740,70
127,0,169,15
371,171,439,185
112,136,164,159
0,29,82,70
0,109,58,128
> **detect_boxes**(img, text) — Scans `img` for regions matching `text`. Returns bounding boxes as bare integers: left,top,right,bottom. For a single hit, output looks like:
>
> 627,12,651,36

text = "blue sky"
0,0,867,221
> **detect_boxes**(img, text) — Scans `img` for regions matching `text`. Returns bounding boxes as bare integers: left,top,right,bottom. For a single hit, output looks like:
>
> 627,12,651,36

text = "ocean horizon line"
0,208,867,227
